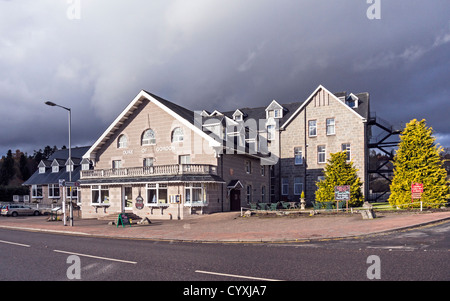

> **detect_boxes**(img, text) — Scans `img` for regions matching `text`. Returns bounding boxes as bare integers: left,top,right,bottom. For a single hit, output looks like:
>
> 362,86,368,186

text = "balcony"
81,164,218,179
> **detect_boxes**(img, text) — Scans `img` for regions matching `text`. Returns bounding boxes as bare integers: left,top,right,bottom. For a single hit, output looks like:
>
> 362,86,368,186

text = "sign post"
411,183,423,211
334,185,350,212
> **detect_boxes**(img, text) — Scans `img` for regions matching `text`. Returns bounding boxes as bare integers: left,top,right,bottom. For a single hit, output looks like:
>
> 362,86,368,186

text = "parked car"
1,204,40,217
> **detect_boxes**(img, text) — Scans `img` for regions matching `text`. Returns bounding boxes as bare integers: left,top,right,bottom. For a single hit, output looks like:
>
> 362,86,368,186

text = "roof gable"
84,90,221,160
281,85,367,129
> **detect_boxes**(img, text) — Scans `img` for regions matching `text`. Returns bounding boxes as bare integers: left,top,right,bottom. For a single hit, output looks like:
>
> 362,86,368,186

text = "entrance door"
122,186,133,212
230,189,241,211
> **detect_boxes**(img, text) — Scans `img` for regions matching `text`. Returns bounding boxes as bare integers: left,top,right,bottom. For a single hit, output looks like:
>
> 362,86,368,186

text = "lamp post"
44,101,73,226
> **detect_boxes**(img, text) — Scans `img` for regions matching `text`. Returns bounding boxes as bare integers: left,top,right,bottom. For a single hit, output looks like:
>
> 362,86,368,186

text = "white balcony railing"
81,164,217,179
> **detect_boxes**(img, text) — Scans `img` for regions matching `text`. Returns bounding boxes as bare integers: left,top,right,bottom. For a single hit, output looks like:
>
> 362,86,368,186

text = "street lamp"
45,101,73,226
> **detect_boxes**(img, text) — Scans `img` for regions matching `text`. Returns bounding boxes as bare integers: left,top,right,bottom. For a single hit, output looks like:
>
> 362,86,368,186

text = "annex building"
23,84,370,220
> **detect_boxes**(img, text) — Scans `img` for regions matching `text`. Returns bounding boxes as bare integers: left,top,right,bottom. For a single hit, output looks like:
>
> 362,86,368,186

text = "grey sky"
1,0,449,156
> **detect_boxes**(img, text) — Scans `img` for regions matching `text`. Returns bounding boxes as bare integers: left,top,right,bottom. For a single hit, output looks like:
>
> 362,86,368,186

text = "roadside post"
59,179,67,226
334,185,350,212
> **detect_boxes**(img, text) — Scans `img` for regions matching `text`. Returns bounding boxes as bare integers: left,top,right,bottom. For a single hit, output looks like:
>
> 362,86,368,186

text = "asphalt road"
0,220,448,286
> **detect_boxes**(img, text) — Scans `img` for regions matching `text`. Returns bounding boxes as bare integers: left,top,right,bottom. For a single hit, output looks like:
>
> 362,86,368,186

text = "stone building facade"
25,85,369,220
79,90,270,220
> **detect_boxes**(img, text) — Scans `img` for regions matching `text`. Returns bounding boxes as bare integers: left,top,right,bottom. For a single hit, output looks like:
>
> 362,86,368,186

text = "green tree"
389,119,449,209
315,151,364,207
0,150,15,186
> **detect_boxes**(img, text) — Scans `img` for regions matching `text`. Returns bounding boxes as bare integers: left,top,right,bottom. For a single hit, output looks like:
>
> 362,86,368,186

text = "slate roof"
23,146,91,186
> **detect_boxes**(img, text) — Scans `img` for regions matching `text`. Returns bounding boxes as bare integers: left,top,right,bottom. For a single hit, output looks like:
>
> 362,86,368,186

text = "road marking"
0,239,31,248
53,250,137,264
195,270,283,281
366,246,416,251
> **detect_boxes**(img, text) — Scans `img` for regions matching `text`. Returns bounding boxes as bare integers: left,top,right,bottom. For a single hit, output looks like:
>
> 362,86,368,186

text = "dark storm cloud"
1,0,449,156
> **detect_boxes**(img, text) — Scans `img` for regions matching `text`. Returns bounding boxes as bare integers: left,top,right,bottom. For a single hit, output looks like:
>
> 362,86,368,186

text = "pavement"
1,210,450,243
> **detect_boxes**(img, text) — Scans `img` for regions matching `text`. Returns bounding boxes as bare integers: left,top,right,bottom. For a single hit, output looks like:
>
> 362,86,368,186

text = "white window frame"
52,165,59,173
267,124,275,141
171,127,184,142
146,183,168,205
294,177,303,195
179,155,191,164
91,185,109,204
309,120,317,137
245,160,251,174
142,129,156,146
342,143,351,161
294,147,303,165
326,118,335,135
66,186,78,200
48,184,60,198
143,157,154,167
39,167,46,174
112,160,122,169
118,134,128,148
32,185,43,199
318,145,326,164
246,185,252,203
185,183,206,206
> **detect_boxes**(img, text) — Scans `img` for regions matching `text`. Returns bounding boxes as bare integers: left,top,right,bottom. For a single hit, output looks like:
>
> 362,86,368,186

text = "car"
1,204,40,217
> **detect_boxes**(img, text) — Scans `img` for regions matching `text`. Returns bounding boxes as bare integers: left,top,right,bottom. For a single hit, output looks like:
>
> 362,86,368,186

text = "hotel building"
25,85,369,220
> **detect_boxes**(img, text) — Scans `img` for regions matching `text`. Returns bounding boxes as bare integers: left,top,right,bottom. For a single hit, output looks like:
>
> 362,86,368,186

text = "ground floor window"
66,186,78,200
32,185,43,199
294,177,304,195
185,183,206,205
91,185,109,204
48,184,60,198
146,183,168,204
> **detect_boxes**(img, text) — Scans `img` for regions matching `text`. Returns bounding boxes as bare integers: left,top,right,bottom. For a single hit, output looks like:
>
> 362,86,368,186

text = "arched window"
171,127,183,142
141,129,156,145
118,134,128,148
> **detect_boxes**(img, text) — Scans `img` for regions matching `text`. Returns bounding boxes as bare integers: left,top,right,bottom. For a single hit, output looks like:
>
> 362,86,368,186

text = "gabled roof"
83,90,221,160
281,85,367,129
265,99,284,111
23,146,91,186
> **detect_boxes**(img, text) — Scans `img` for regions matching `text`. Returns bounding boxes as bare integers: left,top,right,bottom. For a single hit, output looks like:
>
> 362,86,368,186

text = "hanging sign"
116,213,130,228
135,195,144,210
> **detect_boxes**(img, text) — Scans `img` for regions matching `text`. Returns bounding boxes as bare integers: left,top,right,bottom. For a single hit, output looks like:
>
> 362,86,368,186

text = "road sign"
411,183,423,199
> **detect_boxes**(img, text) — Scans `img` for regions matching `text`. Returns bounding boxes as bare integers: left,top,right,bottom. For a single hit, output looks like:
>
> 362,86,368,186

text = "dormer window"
274,109,281,118
232,109,244,121
81,158,91,171
265,100,284,119
51,159,63,173
346,93,359,108
38,161,48,174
